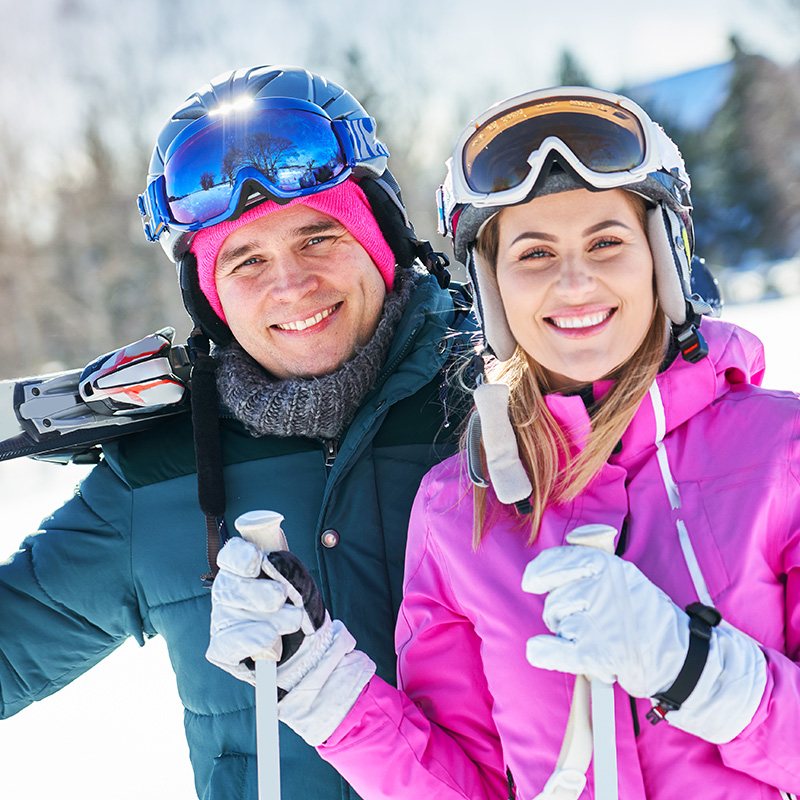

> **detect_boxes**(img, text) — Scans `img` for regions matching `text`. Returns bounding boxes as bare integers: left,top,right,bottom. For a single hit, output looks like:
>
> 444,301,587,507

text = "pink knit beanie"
190,180,396,323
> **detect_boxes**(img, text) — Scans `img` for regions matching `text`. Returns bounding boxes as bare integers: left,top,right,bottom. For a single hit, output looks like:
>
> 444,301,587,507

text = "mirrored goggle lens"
164,108,349,225
462,97,647,194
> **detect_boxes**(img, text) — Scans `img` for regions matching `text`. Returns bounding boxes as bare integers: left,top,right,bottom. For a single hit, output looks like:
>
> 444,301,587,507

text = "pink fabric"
318,318,800,799
189,180,395,323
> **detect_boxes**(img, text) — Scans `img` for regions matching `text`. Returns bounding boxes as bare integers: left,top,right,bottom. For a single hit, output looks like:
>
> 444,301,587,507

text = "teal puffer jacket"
0,274,473,800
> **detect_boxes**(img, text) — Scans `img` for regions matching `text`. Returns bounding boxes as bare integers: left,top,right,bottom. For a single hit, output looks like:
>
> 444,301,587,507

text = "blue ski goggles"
139,97,389,241
438,87,675,236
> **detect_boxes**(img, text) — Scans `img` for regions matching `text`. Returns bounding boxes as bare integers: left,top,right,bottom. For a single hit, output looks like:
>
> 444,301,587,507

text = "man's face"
215,204,388,379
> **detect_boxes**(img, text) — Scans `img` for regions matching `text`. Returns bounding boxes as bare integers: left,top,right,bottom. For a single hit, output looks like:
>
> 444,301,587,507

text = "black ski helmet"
140,64,427,345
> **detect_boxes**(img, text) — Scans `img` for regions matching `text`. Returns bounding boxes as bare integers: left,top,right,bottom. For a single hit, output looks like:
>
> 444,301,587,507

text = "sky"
0,1,799,797
2,0,799,169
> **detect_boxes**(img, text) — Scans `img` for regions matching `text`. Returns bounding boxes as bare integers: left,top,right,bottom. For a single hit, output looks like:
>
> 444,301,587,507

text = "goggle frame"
139,97,388,242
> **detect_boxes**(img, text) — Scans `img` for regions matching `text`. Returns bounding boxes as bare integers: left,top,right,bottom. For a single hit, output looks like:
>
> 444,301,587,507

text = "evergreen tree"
556,50,591,86
696,38,773,263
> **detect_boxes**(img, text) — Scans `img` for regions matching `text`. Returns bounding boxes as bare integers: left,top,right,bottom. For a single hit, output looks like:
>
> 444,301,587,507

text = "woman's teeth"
550,310,611,329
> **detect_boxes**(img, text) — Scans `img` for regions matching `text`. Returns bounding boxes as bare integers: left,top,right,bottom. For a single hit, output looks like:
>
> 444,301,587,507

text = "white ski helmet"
437,86,719,363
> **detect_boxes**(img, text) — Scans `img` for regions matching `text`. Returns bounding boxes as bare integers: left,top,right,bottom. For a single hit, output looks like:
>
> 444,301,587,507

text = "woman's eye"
591,237,621,251
519,247,551,261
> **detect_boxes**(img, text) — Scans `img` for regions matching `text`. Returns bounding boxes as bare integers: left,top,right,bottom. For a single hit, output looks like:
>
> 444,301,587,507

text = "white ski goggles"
437,87,674,236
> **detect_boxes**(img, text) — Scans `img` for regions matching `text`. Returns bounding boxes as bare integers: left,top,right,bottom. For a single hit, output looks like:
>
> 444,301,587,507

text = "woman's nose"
554,257,595,296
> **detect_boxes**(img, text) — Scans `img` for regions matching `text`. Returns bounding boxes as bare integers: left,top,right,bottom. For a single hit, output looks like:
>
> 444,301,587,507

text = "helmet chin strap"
471,378,533,511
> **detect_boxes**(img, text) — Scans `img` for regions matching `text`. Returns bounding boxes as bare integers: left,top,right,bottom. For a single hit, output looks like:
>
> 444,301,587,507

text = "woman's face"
494,188,655,391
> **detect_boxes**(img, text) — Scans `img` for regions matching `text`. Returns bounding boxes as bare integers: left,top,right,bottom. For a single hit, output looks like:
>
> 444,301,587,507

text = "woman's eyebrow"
582,219,633,236
509,231,557,247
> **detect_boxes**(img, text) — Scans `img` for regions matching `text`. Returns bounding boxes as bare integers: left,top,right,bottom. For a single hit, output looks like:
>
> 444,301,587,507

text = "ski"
0,328,191,464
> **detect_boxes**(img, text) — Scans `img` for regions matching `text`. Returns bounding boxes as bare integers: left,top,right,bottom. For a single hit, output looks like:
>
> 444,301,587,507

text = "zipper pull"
324,439,338,468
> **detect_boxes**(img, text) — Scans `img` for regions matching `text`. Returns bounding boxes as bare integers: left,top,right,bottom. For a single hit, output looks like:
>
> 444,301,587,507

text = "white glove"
522,546,766,743
206,537,375,744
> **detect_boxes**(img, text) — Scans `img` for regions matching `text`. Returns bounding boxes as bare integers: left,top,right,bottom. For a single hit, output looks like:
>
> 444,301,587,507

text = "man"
0,65,472,799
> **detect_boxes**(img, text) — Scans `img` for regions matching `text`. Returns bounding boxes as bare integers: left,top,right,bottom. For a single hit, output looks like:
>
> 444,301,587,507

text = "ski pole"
565,524,619,800
235,510,289,800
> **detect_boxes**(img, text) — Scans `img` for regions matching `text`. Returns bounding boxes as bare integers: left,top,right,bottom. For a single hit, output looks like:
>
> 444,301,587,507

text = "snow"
0,462,194,797
0,295,797,798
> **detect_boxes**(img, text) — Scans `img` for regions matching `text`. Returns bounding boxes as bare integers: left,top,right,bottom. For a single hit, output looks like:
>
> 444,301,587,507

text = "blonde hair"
468,191,668,546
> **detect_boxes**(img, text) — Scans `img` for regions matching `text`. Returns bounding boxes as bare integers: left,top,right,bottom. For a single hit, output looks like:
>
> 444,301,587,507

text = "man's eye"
306,235,336,247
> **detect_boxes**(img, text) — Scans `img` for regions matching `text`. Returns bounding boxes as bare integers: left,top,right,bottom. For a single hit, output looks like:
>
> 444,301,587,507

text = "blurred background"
1,0,799,797
1,0,799,376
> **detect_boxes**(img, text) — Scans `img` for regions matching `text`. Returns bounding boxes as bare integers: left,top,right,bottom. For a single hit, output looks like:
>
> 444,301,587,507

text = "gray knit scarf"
215,269,418,440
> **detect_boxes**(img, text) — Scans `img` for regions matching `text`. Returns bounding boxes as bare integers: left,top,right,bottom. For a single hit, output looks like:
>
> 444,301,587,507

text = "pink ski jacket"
318,319,800,800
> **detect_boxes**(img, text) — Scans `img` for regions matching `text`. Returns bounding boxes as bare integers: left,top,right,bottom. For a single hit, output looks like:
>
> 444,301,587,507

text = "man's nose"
266,254,319,301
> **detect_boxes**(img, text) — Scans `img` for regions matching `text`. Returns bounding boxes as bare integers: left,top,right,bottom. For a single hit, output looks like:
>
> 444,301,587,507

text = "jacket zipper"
320,317,428,473
370,321,424,396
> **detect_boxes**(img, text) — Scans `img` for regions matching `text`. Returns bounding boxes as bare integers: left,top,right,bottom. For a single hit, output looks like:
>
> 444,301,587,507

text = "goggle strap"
337,118,389,162
139,181,168,242
465,248,489,350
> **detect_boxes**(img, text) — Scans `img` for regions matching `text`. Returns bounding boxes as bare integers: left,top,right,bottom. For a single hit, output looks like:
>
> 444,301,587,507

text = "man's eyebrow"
292,219,345,238
216,219,347,272
216,242,258,271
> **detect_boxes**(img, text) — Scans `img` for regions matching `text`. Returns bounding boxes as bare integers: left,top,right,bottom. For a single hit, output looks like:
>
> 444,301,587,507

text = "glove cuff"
647,603,722,723
278,620,376,746
277,612,336,694
653,619,767,743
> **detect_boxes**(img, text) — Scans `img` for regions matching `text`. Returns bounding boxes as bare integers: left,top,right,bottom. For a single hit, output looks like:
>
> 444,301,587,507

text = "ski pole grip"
234,510,286,800
565,523,616,554
565,523,620,800
235,510,289,554
235,510,289,664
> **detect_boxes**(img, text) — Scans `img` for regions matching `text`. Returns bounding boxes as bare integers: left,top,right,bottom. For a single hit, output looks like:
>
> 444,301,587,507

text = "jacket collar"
543,319,766,465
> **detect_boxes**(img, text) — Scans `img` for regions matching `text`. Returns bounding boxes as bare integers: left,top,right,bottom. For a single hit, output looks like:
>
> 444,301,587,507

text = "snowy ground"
0,295,797,799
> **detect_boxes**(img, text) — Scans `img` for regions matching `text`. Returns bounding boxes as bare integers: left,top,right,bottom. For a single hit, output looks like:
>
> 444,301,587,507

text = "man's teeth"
551,311,611,329
275,306,336,331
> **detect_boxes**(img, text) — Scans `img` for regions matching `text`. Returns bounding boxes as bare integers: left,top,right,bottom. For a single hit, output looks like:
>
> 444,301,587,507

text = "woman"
207,87,800,799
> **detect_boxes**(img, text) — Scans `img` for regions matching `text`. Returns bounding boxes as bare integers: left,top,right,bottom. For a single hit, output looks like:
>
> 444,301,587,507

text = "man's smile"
272,303,342,332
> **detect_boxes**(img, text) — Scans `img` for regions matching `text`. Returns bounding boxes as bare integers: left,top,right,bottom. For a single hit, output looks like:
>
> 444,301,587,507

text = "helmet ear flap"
358,175,416,270
470,247,517,362
178,251,233,345
647,205,689,326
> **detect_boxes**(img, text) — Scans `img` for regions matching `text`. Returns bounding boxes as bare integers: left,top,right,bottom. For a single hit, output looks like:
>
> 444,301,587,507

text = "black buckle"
416,239,451,289
686,601,722,639
674,323,708,364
